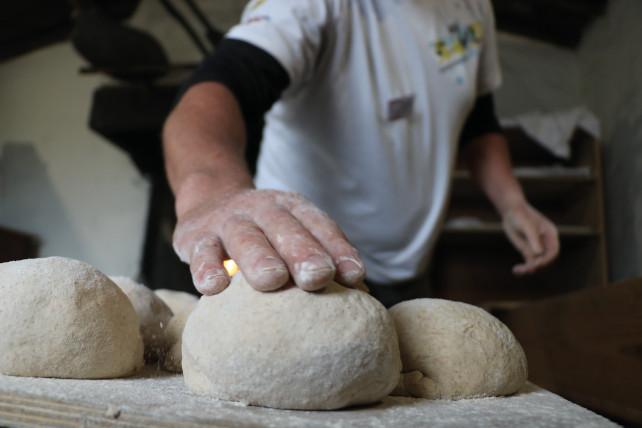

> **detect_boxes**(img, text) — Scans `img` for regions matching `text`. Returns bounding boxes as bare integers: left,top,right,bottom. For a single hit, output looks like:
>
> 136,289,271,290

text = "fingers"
539,222,560,265
507,218,560,276
521,219,544,256
254,207,336,291
173,190,366,294
505,226,539,275
523,222,559,274
189,236,230,295
220,216,289,291
288,201,365,287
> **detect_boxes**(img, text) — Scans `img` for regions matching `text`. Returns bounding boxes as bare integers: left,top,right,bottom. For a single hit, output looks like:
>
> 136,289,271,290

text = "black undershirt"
459,93,502,147
180,38,502,170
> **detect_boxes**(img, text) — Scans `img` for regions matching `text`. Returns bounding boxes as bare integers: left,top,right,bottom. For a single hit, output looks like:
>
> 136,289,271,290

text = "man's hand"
463,132,561,276
501,201,560,275
172,188,366,295
164,83,364,295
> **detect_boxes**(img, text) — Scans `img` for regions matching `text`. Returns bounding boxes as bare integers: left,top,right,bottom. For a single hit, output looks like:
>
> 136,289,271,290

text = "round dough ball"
182,273,401,410
389,299,528,400
0,257,143,379
162,310,191,373
154,288,198,316
109,276,173,362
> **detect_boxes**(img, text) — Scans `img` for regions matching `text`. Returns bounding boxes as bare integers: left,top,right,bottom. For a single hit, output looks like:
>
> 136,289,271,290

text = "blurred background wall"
0,1,244,277
579,0,642,281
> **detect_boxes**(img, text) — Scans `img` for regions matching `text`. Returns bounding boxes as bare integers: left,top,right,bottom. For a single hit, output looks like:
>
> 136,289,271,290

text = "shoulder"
240,0,340,22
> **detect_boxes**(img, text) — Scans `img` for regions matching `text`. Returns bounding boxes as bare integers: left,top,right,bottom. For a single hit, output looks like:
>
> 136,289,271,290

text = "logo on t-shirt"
432,21,483,72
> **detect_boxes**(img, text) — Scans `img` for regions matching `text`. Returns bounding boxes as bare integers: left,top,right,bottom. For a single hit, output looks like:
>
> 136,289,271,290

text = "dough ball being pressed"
109,276,173,362
0,257,143,379
162,310,191,373
389,299,528,400
154,288,198,316
182,273,401,410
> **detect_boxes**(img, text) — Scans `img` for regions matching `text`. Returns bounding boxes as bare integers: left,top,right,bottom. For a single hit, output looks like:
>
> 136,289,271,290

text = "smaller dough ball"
0,257,143,379
153,289,198,372
110,277,173,362
390,299,528,400
154,288,198,316
162,310,191,372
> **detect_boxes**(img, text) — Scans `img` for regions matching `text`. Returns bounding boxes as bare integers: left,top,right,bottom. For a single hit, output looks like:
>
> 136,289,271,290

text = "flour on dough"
110,276,173,362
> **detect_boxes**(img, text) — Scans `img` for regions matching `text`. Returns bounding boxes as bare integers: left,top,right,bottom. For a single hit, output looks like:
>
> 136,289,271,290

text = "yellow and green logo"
434,21,483,66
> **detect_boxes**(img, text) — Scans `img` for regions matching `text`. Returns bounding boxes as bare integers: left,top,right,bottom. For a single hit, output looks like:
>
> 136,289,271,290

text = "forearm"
163,82,254,218
462,133,525,215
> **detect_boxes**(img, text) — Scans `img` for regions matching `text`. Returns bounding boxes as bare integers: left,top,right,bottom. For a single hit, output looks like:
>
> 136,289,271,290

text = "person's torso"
255,0,488,283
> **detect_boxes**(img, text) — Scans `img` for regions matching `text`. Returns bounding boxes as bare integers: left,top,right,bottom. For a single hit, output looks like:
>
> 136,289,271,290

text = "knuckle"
193,235,221,256
221,214,251,236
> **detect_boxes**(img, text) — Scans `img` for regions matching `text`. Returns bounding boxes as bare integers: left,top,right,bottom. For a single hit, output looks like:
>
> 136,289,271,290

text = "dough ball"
148,289,197,372
150,290,197,372
389,299,528,400
0,257,143,379
162,310,191,373
182,273,401,410
109,276,173,362
154,288,198,316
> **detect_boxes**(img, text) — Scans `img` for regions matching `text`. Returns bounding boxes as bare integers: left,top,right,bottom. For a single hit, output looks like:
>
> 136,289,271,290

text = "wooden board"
0,369,616,428
499,278,642,424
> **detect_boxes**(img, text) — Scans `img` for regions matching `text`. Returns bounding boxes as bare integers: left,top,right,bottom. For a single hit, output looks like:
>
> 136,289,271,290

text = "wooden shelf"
432,127,608,305
441,222,597,246
452,168,594,201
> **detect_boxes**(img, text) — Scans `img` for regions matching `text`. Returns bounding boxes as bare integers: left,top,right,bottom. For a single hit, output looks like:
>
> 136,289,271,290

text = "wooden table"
0,368,616,427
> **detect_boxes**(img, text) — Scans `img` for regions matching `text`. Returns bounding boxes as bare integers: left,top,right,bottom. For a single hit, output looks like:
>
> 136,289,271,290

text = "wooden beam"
500,279,642,424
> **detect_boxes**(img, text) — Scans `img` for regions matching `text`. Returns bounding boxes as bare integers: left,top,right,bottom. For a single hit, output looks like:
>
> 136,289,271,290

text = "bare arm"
163,83,365,294
462,133,560,274
164,82,252,218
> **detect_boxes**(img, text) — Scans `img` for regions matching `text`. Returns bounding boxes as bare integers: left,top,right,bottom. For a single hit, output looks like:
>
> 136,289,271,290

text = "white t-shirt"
227,0,502,284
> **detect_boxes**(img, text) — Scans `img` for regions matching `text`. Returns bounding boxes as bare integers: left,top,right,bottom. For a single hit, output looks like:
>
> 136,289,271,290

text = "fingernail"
198,270,229,294
258,261,288,274
337,257,365,283
295,256,335,287
246,259,289,291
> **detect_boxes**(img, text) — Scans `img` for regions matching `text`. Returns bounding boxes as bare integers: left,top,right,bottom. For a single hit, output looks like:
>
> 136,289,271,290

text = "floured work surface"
0,367,616,428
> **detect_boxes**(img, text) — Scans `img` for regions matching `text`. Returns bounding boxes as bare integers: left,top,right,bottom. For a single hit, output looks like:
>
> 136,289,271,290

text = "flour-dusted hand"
501,202,560,275
172,188,366,295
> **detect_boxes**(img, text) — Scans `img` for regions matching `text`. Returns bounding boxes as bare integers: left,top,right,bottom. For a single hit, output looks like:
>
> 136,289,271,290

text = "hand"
501,202,560,275
172,189,366,295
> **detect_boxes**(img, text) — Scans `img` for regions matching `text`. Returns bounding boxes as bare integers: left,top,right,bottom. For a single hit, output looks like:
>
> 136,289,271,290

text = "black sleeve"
459,94,502,147
180,38,290,119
